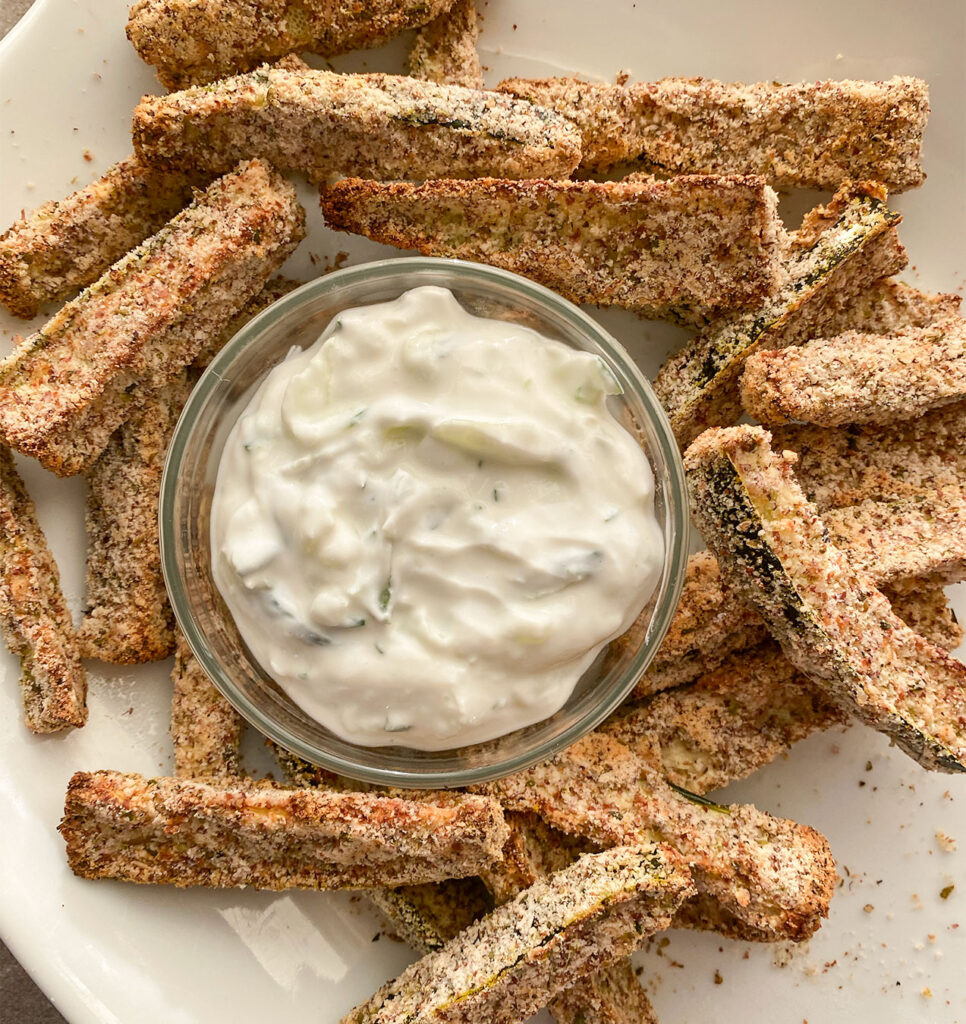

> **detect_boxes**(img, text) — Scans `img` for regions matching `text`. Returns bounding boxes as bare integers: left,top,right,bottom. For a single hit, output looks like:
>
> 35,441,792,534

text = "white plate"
1,1,964,1021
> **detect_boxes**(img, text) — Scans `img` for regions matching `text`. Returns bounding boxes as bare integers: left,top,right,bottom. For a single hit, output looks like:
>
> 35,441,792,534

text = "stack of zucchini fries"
0,1,962,1020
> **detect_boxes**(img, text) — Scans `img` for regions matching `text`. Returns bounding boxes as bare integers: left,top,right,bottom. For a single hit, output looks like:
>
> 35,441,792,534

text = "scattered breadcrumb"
935,831,957,853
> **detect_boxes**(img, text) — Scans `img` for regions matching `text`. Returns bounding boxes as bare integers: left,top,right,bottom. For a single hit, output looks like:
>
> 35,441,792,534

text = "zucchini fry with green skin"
741,315,966,427
617,583,961,796
684,425,966,773
127,0,456,89
497,76,928,191
342,844,693,1024
408,0,483,90
482,813,659,1024
0,155,205,319
478,732,836,940
171,632,245,779
367,879,494,954
79,373,193,663
654,181,906,446
0,160,305,477
0,447,87,732
133,70,581,183
771,401,966,510
60,770,509,890
321,175,786,325
630,489,966,700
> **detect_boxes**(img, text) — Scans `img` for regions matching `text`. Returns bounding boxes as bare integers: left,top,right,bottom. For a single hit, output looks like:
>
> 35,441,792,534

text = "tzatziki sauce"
210,286,663,750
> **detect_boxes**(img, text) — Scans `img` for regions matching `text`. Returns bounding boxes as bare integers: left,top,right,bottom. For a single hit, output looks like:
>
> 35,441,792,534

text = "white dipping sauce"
211,286,663,750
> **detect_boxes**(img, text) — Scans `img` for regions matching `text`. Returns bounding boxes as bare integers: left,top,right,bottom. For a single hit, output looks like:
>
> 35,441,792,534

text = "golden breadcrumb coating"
684,425,966,773
0,155,204,319
772,401,966,510
60,770,510,889
78,374,191,663
342,844,693,1024
127,0,456,89
367,879,493,954
0,160,305,477
170,632,245,779
654,181,906,446
742,315,966,426
498,75,928,191
0,447,86,732
133,69,582,183
321,175,786,325
813,278,960,336
479,732,836,941
408,0,483,90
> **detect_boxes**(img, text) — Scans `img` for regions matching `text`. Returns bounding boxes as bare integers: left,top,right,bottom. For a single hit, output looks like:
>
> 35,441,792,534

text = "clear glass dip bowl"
160,258,688,788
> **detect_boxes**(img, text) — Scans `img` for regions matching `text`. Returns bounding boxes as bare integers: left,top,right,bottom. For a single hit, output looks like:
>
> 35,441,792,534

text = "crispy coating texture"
631,490,966,700
888,579,964,653
60,770,509,890
368,878,493,954
342,844,693,1024
78,373,191,663
0,447,87,732
772,401,966,509
0,160,305,477
170,632,245,779
193,275,301,368
478,733,836,941
814,278,961,337
481,813,656,1024
497,75,928,191
654,182,906,446
133,69,582,183
0,155,204,319
408,0,483,90
612,645,845,795
321,175,786,325
684,425,966,773
127,0,455,89
742,315,966,426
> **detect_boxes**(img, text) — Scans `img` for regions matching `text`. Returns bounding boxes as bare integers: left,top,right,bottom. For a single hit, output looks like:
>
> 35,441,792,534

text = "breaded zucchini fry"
479,733,836,941
611,645,845,795
133,69,581,183
654,182,906,445
368,878,493,954
888,579,964,653
127,0,455,89
60,770,509,889
551,965,660,1024
497,75,928,191
321,175,785,325
0,447,87,732
0,160,304,477
193,275,301,369
742,315,966,426
772,401,966,510
408,0,483,90
170,632,245,779
684,426,966,773
78,373,192,663
815,278,961,337
342,844,693,1024
631,491,966,700
0,155,204,319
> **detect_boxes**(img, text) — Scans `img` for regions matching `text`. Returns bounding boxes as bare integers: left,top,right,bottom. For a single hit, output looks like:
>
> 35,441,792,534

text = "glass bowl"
160,257,689,789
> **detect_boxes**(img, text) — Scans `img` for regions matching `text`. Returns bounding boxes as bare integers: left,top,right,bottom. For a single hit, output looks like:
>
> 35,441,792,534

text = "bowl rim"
160,256,689,788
